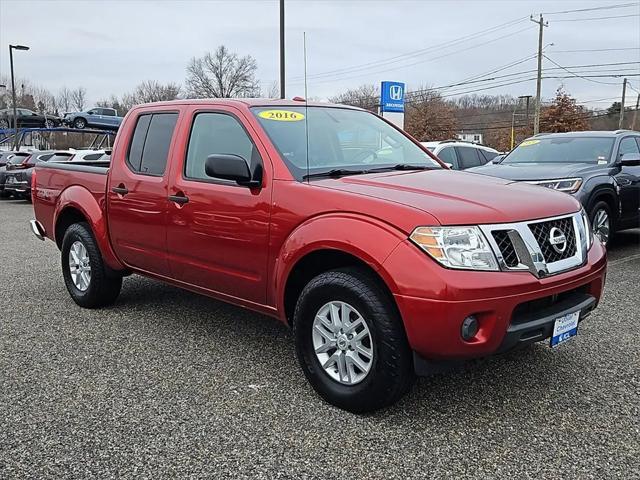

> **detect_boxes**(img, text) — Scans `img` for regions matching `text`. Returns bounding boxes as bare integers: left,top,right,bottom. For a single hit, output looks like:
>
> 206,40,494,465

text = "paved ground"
1,199,639,479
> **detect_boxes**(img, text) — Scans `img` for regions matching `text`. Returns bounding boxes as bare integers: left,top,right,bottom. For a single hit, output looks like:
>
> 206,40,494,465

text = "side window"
127,114,151,171
456,147,482,169
437,147,458,168
619,137,640,157
185,112,258,181
104,109,115,116
126,113,178,176
140,113,179,175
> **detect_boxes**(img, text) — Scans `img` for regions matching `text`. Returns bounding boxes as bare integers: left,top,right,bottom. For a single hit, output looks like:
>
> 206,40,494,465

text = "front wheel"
61,222,122,308
589,201,614,246
73,117,86,129
43,119,56,128
293,268,414,413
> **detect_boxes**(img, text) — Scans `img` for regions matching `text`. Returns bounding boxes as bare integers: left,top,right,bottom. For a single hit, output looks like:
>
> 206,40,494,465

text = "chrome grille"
492,230,519,268
528,216,576,263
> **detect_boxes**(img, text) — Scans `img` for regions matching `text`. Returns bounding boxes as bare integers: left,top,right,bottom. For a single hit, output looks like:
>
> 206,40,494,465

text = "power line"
541,2,639,15
553,13,640,22
289,16,530,82
553,47,640,52
543,55,624,85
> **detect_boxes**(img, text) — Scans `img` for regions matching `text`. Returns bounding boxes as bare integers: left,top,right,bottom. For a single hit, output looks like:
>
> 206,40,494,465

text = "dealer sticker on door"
550,311,580,347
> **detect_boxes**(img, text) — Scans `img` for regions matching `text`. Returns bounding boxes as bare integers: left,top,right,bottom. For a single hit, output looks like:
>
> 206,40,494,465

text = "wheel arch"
586,184,618,222
53,186,125,271
275,214,406,326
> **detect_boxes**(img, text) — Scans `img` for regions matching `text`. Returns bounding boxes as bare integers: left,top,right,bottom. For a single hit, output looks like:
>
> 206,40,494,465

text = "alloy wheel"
312,301,373,385
593,209,610,244
69,241,91,291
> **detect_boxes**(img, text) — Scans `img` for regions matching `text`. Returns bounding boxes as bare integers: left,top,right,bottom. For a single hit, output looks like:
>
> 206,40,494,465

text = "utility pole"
630,93,640,131
618,78,627,129
279,0,285,99
530,14,547,135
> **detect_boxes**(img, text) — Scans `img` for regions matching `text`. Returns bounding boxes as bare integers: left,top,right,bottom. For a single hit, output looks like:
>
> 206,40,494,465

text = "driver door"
614,136,640,227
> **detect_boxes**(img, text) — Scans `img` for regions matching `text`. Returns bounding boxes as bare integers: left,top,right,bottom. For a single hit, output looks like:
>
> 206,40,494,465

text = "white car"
421,140,500,170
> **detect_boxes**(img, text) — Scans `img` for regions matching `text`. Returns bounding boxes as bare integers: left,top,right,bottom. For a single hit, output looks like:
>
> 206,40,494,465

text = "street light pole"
9,44,30,150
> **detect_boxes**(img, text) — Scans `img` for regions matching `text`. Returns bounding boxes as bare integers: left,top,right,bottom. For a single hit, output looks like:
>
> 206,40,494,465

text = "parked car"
0,150,20,167
468,130,640,245
65,149,110,162
421,140,500,170
32,100,605,412
4,151,74,200
63,108,122,130
0,152,31,198
0,108,62,129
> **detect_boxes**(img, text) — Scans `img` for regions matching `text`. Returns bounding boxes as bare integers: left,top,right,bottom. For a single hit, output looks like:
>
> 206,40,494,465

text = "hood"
313,169,580,225
467,162,607,181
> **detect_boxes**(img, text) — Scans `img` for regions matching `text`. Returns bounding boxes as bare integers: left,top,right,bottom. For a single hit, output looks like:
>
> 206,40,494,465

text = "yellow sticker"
520,139,540,147
258,110,305,122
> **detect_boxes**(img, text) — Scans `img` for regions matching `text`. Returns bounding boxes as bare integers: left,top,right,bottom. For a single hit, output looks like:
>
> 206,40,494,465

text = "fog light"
461,315,479,341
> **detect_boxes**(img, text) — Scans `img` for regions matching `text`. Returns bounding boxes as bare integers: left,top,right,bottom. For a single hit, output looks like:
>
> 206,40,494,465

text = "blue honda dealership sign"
380,81,405,113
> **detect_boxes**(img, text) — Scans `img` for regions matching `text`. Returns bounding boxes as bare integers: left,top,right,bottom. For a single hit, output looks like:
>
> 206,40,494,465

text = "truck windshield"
252,106,440,180
504,137,615,164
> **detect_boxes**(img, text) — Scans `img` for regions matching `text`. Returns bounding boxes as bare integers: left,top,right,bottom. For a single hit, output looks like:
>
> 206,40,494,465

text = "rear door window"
478,149,498,163
126,113,178,175
456,147,482,169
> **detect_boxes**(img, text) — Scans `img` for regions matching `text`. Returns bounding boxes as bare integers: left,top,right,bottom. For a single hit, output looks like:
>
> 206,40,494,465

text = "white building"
456,132,483,144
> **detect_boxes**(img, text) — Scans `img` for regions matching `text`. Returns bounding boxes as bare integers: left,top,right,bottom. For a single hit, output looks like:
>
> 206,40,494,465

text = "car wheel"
61,222,122,308
43,119,56,128
73,118,86,129
0,119,9,129
293,267,414,413
589,201,614,246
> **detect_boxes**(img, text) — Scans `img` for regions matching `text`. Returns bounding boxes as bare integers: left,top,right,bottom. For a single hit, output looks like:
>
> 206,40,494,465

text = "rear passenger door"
455,146,483,170
165,106,271,305
107,110,179,276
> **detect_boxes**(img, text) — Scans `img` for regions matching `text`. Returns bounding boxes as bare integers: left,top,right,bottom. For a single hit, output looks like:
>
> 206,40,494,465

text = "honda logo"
389,85,403,101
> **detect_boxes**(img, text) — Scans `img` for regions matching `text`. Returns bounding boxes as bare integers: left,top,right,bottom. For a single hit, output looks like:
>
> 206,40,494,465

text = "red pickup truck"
31,99,606,412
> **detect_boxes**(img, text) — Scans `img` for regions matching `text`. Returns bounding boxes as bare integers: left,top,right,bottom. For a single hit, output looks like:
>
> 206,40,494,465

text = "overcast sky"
1,0,639,109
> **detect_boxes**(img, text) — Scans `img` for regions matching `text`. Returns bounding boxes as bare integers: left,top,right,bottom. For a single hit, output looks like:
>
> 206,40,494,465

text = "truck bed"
33,161,110,244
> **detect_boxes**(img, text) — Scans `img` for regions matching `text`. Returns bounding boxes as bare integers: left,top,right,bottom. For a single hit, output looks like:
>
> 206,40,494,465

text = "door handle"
112,184,128,195
168,194,189,205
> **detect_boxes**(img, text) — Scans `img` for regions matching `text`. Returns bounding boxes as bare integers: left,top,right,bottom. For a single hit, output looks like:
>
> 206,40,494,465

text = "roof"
533,130,640,138
420,140,498,152
132,98,362,110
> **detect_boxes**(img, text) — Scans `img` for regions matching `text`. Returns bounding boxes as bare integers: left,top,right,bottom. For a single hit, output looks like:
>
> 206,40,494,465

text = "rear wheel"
61,222,122,308
293,267,414,413
589,201,614,246
73,117,86,129
43,118,56,128
0,119,9,129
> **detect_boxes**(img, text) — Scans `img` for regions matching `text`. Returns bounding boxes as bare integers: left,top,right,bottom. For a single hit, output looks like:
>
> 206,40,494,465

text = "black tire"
43,119,56,128
0,119,9,129
589,200,615,246
61,222,122,308
73,117,86,129
0,190,10,199
293,267,414,413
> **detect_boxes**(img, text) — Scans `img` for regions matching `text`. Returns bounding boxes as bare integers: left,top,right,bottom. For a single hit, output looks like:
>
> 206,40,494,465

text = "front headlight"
525,178,583,194
580,207,593,250
410,226,499,271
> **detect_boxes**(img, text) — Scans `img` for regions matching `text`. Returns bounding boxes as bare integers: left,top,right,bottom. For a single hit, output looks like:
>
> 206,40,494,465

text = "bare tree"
404,88,458,141
71,87,87,110
329,84,379,111
266,81,279,99
131,80,181,104
57,86,72,113
186,45,260,98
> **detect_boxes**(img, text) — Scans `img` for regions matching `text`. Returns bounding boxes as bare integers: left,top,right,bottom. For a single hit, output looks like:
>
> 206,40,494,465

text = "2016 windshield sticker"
258,110,305,122
520,139,540,147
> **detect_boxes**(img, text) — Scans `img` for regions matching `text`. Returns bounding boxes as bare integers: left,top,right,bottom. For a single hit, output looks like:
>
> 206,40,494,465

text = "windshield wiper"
367,164,435,173
303,168,366,179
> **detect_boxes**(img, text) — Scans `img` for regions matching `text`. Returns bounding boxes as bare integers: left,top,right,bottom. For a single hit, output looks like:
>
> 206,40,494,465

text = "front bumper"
384,237,607,362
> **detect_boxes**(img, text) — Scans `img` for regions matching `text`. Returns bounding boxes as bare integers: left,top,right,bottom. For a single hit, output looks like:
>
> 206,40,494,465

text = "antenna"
303,31,310,183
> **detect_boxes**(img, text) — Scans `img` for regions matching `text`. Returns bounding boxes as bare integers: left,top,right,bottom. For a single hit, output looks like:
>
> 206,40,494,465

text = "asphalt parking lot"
1,200,639,479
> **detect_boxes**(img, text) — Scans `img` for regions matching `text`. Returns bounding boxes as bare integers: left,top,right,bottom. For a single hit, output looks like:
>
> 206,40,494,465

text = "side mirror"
620,152,640,166
205,154,259,187
87,111,95,115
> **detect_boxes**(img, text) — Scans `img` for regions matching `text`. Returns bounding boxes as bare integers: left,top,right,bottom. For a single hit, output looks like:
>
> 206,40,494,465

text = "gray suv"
63,107,122,130
468,130,640,245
